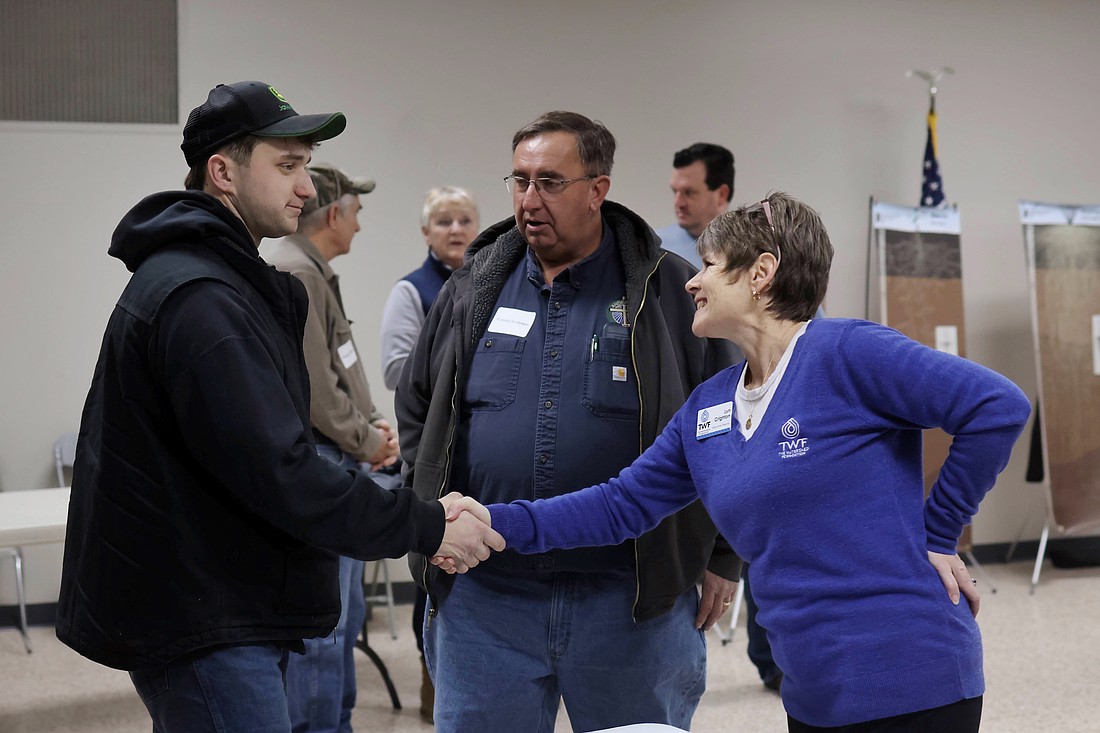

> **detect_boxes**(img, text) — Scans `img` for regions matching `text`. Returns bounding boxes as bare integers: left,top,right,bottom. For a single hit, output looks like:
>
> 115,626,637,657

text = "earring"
751,289,761,301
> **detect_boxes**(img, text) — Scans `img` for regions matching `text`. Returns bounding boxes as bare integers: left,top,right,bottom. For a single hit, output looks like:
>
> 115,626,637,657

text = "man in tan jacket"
264,163,396,733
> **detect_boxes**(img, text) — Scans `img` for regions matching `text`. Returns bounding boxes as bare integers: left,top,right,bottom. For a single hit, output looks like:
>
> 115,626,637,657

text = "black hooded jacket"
56,191,445,670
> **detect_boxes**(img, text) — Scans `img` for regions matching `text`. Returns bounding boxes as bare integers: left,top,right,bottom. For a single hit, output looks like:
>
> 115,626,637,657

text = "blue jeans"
424,567,706,733
129,643,293,733
743,563,782,685
285,444,366,733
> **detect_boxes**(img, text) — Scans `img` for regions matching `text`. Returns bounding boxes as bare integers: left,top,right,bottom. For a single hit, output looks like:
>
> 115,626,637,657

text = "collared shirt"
655,223,702,269
455,224,638,572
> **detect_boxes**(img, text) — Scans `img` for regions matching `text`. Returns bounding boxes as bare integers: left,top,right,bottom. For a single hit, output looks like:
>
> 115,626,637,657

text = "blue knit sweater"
488,318,1030,727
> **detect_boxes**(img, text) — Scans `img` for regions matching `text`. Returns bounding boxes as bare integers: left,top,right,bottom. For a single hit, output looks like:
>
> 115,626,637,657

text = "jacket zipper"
423,366,462,625
628,251,663,622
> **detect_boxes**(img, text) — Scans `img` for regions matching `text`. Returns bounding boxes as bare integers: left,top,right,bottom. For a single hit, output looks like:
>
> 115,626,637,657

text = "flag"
921,100,945,207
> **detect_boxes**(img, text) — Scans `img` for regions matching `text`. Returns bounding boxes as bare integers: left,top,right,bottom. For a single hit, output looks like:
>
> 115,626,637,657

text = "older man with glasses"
395,111,741,732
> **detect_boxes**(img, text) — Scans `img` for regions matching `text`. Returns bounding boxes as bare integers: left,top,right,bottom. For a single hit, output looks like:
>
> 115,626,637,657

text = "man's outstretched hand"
432,493,506,573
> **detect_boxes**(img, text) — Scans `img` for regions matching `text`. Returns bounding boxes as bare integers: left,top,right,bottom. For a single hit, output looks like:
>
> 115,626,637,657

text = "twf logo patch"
777,418,809,458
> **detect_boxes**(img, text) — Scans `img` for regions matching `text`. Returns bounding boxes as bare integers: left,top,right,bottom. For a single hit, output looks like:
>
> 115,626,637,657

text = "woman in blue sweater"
443,192,1030,732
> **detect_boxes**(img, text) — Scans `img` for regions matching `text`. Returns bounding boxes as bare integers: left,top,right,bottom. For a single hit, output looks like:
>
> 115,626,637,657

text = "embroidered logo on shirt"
607,297,629,327
777,417,809,458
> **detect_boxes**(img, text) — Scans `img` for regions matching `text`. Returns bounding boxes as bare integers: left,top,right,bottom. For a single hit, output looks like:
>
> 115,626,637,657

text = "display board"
1020,201,1100,533
869,202,971,548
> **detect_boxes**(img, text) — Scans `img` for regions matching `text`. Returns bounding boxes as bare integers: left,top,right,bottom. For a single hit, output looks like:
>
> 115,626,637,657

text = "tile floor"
0,560,1096,732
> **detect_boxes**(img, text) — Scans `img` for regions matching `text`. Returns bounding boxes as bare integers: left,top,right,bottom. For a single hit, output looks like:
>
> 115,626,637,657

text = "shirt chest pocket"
465,336,525,411
332,324,356,371
582,331,638,419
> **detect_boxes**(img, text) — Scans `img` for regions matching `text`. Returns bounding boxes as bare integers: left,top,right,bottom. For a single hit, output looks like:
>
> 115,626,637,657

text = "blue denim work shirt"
454,224,639,573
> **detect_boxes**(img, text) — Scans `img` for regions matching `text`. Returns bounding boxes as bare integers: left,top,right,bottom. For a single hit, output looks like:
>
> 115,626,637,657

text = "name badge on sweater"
338,340,358,369
696,401,733,439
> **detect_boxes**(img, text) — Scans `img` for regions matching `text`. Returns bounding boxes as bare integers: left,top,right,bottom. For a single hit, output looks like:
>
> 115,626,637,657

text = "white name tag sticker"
696,401,733,440
338,339,358,369
487,307,536,337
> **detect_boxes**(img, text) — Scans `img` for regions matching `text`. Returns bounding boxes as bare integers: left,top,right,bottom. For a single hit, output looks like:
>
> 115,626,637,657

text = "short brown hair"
183,135,262,190
511,111,616,176
698,191,832,322
183,133,322,190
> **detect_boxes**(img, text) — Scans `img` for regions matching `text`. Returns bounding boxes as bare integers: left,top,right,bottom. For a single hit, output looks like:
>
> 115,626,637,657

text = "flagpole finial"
914,68,952,208
906,67,955,97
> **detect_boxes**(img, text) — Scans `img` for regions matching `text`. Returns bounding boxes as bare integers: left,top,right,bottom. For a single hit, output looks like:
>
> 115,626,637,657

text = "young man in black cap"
55,81,504,733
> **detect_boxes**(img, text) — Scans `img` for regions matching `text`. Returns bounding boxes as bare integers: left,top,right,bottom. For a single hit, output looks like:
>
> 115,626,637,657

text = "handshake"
431,492,507,574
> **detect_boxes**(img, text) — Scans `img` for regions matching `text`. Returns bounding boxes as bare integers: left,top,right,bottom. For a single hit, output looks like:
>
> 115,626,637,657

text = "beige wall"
3,0,1098,604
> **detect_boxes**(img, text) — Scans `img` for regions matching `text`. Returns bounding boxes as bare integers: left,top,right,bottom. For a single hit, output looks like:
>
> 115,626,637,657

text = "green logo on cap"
268,86,293,112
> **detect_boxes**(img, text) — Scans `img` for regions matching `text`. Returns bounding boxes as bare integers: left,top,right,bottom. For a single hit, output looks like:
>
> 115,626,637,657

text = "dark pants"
743,563,782,685
285,445,365,733
788,696,982,733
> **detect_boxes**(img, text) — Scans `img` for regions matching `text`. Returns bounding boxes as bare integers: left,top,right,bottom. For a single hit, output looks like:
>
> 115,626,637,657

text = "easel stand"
1016,201,1100,592
1004,507,1053,595
1030,521,1051,594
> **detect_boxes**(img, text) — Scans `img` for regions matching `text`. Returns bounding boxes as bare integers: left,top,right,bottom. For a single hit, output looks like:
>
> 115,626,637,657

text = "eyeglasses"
756,197,781,268
503,174,596,199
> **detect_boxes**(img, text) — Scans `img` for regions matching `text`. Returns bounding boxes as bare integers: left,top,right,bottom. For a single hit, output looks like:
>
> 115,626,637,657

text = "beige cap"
302,163,375,215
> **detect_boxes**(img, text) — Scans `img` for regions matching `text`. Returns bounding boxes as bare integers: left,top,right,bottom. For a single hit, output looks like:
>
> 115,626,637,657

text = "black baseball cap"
181,81,347,167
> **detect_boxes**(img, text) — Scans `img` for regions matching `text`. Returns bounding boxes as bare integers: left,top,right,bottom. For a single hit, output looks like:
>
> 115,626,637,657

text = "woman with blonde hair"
381,186,479,389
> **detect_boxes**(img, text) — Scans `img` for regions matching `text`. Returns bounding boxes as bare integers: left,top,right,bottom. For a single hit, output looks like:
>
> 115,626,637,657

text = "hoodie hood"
109,191,256,273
